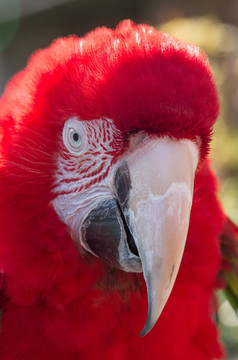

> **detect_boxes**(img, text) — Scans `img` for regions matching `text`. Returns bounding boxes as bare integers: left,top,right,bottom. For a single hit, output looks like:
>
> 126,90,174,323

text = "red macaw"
0,20,237,360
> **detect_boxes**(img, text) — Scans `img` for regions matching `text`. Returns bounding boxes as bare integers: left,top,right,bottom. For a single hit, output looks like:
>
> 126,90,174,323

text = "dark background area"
1,0,238,94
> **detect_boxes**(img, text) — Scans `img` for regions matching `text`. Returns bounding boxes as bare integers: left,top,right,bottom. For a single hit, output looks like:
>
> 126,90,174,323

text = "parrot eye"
63,117,87,154
68,128,82,148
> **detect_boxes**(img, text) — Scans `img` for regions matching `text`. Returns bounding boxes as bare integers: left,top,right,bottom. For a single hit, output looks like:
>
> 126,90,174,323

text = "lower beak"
82,136,198,336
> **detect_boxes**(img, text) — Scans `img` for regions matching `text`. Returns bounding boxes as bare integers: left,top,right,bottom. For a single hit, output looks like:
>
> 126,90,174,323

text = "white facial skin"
52,117,124,253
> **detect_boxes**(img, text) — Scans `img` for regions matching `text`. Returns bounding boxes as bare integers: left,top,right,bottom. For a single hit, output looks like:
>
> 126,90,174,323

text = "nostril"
129,131,147,148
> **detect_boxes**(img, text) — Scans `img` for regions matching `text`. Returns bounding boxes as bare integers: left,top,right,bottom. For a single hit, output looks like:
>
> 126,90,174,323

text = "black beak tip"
139,318,155,337
139,285,156,337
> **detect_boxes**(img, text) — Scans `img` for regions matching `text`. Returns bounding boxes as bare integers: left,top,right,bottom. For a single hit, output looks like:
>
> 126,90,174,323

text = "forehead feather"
0,20,218,140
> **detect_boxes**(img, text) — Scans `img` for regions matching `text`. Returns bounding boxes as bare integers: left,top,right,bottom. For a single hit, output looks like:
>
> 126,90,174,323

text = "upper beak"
81,135,199,336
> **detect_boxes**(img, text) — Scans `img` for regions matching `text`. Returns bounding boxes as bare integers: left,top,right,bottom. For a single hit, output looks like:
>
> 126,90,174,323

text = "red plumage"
0,20,226,359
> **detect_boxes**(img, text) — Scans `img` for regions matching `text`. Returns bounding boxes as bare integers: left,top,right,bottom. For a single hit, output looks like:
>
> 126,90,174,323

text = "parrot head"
0,20,219,336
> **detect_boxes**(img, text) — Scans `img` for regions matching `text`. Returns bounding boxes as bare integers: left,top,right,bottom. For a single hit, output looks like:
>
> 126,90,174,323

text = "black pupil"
73,132,79,142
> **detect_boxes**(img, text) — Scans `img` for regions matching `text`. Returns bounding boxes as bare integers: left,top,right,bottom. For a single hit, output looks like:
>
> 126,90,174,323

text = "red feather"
0,20,226,359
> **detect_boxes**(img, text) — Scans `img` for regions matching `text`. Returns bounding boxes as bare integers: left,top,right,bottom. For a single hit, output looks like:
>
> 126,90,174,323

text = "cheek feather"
52,117,123,196
53,155,112,195
51,117,126,258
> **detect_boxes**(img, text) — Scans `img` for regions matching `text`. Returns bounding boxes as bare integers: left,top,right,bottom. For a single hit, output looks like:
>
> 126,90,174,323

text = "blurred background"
0,0,238,358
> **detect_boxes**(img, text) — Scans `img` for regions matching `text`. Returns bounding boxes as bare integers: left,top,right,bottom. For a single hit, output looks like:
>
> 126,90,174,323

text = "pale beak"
116,136,199,336
81,135,198,336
